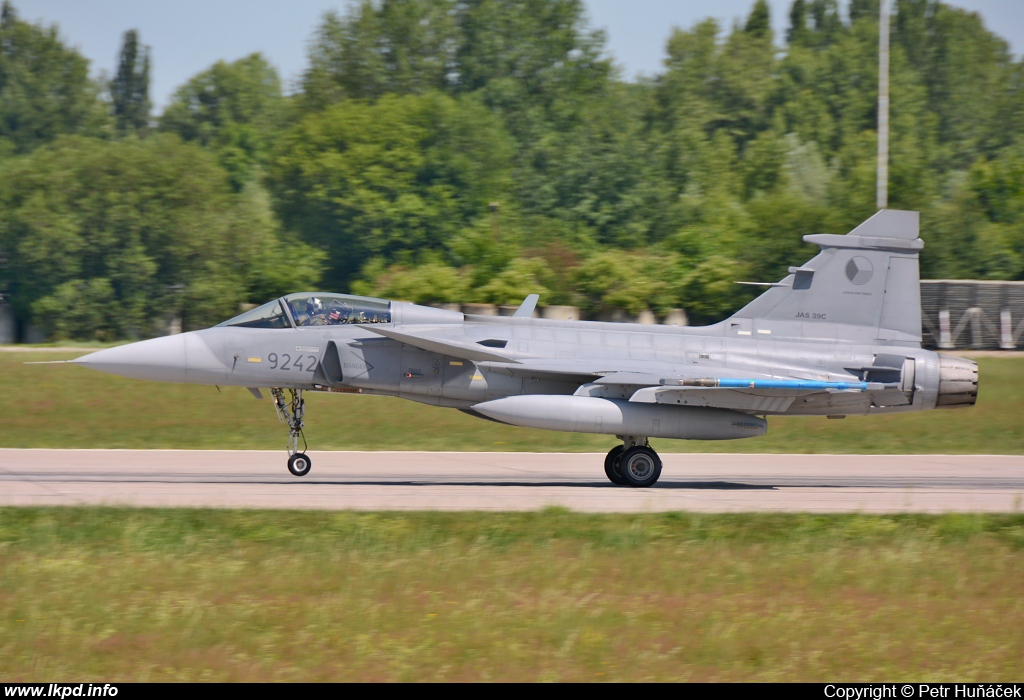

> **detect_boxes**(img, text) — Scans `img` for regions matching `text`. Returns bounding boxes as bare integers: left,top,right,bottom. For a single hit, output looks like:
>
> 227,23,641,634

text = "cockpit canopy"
217,293,392,329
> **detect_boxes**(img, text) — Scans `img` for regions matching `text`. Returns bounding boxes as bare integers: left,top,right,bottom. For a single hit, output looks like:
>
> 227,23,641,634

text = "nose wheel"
272,388,311,477
288,452,312,477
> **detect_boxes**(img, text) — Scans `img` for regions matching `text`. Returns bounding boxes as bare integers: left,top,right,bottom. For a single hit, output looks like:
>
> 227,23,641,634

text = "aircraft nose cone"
72,332,225,384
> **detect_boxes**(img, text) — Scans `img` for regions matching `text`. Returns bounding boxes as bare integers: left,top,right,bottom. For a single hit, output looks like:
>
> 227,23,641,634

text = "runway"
1,450,1022,513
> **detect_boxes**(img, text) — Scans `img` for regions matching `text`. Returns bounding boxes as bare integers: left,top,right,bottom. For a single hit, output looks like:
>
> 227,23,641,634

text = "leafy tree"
788,0,809,45
572,250,684,318
514,81,676,249
895,0,1021,164
0,135,323,340
808,0,844,47
674,254,752,323
656,17,775,153
745,0,771,39
453,0,617,235
774,19,877,158
929,144,1024,280
741,191,833,284
0,1,108,155
453,0,610,107
474,257,553,305
351,257,470,304
641,191,757,322
303,0,611,114
300,0,617,241
267,92,515,290
111,29,150,133
654,18,722,199
848,0,879,23
302,0,459,108
159,53,287,188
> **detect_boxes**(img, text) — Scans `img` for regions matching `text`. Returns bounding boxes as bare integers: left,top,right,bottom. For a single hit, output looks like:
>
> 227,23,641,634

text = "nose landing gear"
287,452,312,477
272,388,311,476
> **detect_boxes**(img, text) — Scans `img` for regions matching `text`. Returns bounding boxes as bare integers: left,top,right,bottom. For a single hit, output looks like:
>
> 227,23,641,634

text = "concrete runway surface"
1,450,1022,513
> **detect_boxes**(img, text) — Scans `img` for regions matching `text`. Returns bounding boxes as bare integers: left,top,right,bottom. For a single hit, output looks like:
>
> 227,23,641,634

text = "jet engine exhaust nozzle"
935,355,979,409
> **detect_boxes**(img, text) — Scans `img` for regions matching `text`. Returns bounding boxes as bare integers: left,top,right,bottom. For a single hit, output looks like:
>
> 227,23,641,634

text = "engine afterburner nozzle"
935,355,979,408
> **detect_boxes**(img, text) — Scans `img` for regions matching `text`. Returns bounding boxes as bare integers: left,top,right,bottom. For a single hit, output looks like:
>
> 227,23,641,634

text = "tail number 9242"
268,353,317,372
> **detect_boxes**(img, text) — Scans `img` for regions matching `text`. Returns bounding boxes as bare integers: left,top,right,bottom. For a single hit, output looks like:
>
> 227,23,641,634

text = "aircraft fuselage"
81,306,965,418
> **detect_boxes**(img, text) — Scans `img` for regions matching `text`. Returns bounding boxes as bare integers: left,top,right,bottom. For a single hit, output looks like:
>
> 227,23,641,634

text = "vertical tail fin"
731,210,923,345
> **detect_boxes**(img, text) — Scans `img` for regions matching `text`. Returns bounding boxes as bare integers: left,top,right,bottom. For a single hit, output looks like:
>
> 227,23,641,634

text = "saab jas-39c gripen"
71,209,978,487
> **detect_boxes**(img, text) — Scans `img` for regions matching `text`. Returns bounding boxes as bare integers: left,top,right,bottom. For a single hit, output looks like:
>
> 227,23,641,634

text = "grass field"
1,508,1022,681
1,350,1020,453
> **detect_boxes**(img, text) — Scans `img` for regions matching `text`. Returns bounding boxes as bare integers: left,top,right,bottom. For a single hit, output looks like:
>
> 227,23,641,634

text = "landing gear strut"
605,436,662,488
272,388,311,476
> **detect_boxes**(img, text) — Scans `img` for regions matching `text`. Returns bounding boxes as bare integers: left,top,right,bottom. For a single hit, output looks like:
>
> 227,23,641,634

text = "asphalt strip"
0,450,1022,513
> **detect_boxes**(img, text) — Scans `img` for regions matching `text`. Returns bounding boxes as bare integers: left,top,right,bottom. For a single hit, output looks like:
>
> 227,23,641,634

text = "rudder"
730,210,923,346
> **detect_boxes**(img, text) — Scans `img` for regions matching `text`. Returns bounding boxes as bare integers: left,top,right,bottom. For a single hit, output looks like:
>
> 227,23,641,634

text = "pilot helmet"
306,297,323,315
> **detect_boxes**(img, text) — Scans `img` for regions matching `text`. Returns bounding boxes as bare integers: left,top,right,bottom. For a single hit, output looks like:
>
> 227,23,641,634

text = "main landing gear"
272,388,311,476
604,436,662,488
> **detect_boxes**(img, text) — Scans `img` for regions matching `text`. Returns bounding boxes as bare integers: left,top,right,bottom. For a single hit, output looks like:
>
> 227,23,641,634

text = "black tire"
288,452,312,477
604,445,627,485
619,446,662,488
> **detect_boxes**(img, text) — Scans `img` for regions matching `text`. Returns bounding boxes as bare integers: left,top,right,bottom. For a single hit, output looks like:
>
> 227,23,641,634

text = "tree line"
1,0,1022,340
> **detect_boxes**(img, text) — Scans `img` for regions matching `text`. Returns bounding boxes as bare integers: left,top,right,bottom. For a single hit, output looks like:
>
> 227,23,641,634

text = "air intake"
935,355,978,408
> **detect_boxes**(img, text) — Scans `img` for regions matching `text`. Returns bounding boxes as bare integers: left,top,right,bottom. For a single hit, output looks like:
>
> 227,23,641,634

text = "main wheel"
619,446,662,488
604,445,627,485
288,452,312,477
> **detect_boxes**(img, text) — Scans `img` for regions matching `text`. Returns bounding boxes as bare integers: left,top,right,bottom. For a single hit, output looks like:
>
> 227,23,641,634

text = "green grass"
1,351,1020,452
1,507,1022,681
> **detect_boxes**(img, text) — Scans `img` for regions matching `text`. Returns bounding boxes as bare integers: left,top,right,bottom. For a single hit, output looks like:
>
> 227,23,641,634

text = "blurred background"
1,0,1023,343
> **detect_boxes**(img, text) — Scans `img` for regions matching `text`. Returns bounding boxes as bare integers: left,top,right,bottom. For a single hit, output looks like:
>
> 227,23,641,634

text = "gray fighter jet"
72,209,978,487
